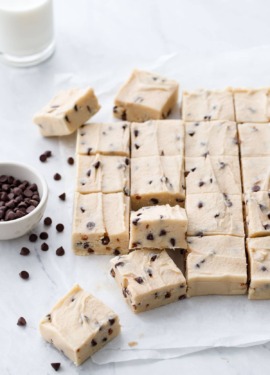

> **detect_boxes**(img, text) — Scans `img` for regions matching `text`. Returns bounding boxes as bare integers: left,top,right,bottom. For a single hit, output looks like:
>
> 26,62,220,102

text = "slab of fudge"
186,193,245,237
76,154,130,195
129,205,187,250
113,69,178,122
238,123,270,156
131,120,184,158
110,249,186,313
234,88,270,123
182,89,235,122
76,122,130,157
39,284,120,366
131,155,185,210
241,157,270,193
72,192,129,255
33,88,100,137
244,192,270,237
185,121,238,157
185,155,241,195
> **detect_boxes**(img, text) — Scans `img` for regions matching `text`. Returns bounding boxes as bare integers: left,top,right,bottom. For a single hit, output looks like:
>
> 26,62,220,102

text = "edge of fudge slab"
233,88,270,123
39,284,120,366
244,192,270,238
33,87,100,137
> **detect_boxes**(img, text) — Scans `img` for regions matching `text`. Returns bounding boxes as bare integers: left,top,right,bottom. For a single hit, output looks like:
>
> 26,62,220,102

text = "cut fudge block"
72,192,129,255
113,69,178,122
245,192,270,237
76,154,130,195
186,193,244,237
76,122,130,157
33,88,100,137
185,155,241,195
110,249,186,313
131,120,184,158
234,88,270,123
241,157,270,193
129,205,187,250
185,121,238,157
39,284,120,366
131,155,185,210
182,89,235,122
238,123,270,156
247,237,270,299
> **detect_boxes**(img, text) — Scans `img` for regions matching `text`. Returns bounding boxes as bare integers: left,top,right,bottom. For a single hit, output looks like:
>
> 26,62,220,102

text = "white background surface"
1,0,270,374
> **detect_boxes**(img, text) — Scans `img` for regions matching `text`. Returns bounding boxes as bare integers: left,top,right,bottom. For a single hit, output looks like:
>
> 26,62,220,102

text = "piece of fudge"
186,236,247,296
113,69,178,122
186,193,244,237
234,88,270,123
247,238,270,299
185,155,241,195
241,157,270,193
129,205,187,250
182,89,235,121
110,249,186,313
185,121,238,157
76,154,130,195
39,284,120,365
131,120,184,158
238,123,270,156
76,122,130,157
131,155,185,210
244,192,270,237
33,88,100,137
72,192,129,255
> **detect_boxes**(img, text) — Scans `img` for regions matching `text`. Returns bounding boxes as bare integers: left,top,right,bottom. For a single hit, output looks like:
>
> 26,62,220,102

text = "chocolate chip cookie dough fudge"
245,192,270,237
39,284,120,366
110,249,186,313
241,157,270,193
234,88,270,123
238,123,270,156
33,88,100,136
113,69,178,122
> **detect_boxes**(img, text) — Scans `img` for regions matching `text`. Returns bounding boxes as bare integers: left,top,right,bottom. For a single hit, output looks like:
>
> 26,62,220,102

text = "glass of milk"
0,0,55,67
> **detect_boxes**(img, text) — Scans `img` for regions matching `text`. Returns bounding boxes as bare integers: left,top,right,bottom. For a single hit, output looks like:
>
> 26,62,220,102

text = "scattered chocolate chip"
51,363,61,371
17,317,27,326
159,229,167,236
188,132,195,137
101,235,110,245
261,266,267,271
19,270,29,280
53,173,61,181
151,254,157,262
214,213,220,218
56,223,64,232
147,269,153,277
150,198,159,205
86,221,95,230
165,292,171,299
80,207,85,213
252,185,261,192
115,262,124,268
134,144,140,150
125,158,130,166
39,154,47,162
93,161,100,169
91,339,97,346
74,104,78,111
109,318,115,326
40,232,48,240
134,129,139,137
56,246,65,256
198,181,205,187
196,231,204,237
67,157,74,165
41,243,49,251
198,201,203,209
132,218,140,226
58,193,66,201
29,233,38,242
170,238,176,247
102,337,108,342
147,233,154,241
110,269,116,278
263,224,270,230
64,115,70,123
184,171,190,178
87,148,92,155
44,217,52,226
20,247,30,256
44,151,52,158
135,277,144,284
114,249,120,256
108,328,113,335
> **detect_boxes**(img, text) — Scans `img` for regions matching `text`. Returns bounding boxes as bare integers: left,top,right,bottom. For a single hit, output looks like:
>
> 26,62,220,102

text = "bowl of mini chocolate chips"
0,162,48,240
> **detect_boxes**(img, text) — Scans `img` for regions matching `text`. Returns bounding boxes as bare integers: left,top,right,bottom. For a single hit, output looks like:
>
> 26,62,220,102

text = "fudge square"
39,284,120,366
76,154,130,194
238,123,270,157
182,89,235,122
33,88,100,137
131,120,184,158
234,88,270,123
131,155,185,210
129,205,187,250
113,69,178,122
76,122,130,157
241,157,270,193
185,121,238,157
247,237,270,299
186,236,247,296
245,192,270,238
110,249,186,313
72,192,129,255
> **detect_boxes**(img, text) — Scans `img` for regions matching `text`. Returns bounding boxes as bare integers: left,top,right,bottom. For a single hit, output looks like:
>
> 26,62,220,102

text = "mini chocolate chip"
134,129,139,137
87,105,92,113
65,115,70,123
170,238,176,247
198,202,203,209
102,337,108,342
135,277,144,284
188,132,195,137
147,269,153,277
67,157,74,165
150,198,159,204
19,270,29,280
59,193,66,201
56,223,64,232
93,161,100,169
184,171,190,178
39,154,47,162
214,213,220,218
20,247,30,256
252,185,261,192
109,318,115,326
196,231,204,237
198,181,205,187
110,269,116,278
159,229,167,236
87,148,92,155
51,363,61,371
80,207,85,213
115,261,124,268
132,218,140,226
56,246,65,256
86,221,95,230
17,317,27,326
29,234,38,242
74,104,78,111
125,158,130,165
179,295,186,300
151,254,158,261
147,233,154,240
264,224,270,230
101,235,110,245
40,232,48,240
41,243,49,251
108,328,113,335
44,151,52,157
54,173,61,181
134,144,140,150
91,339,97,346
44,217,52,226
261,266,267,271
165,292,171,298
114,249,120,255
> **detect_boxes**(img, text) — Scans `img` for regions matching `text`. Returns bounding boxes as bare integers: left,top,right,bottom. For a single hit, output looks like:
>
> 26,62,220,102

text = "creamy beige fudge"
234,88,270,123
76,122,130,157
245,192,270,237
186,193,244,237
76,154,130,195
110,249,186,313
186,236,247,296
131,120,184,158
113,69,178,122
33,88,100,137
72,192,129,255
185,155,241,195
129,205,187,250
185,121,238,157
241,157,270,193
39,284,120,366
182,89,235,122
131,155,185,210
238,123,270,156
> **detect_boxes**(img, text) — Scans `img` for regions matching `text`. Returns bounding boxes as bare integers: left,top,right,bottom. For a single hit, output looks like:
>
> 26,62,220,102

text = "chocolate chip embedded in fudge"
110,249,186,313
233,88,270,123
238,123,270,156
241,157,270,194
244,192,270,237
39,284,120,365
33,88,100,137
113,69,178,122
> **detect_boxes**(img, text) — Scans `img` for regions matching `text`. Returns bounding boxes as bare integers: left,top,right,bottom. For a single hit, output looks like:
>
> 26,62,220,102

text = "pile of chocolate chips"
0,175,40,221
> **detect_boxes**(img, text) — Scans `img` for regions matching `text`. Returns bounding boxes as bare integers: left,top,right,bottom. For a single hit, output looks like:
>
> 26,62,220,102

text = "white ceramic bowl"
0,162,48,240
